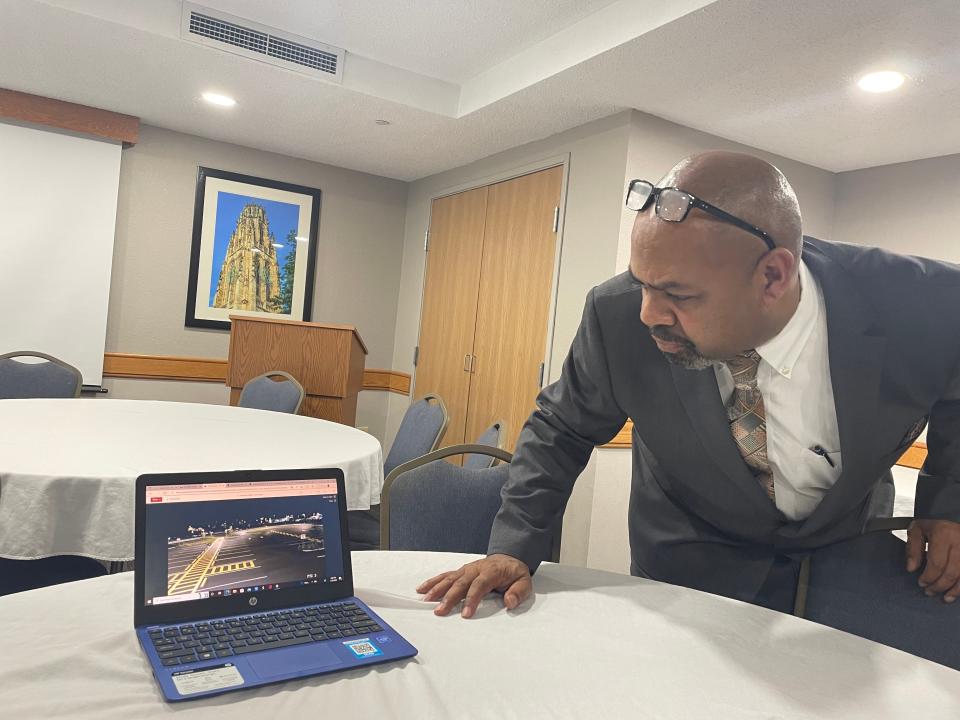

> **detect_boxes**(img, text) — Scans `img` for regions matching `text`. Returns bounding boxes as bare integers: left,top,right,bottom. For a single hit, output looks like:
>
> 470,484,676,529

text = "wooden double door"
414,166,563,453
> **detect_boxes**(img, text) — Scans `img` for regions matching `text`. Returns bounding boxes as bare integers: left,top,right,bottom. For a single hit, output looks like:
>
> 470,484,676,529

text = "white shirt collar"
755,260,820,379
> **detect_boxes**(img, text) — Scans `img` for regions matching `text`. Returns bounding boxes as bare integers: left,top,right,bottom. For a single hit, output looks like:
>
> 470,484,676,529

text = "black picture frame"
185,167,321,331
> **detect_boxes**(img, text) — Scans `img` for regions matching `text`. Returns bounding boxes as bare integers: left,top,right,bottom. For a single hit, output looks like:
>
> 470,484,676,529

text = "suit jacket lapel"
668,240,887,531
800,242,886,531
670,363,785,517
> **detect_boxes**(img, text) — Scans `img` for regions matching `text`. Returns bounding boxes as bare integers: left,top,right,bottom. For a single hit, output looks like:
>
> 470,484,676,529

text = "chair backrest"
381,443,562,561
383,393,449,476
0,351,82,399
238,371,305,414
464,420,506,469
384,446,512,554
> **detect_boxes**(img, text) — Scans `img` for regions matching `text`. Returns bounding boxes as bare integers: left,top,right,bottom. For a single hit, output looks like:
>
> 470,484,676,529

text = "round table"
0,551,956,718
0,399,383,561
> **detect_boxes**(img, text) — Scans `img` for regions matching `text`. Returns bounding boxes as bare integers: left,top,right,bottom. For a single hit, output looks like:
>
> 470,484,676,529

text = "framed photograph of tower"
184,167,321,330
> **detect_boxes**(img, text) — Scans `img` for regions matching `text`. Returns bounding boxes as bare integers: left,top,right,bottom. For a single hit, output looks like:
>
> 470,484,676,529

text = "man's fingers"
461,573,500,619
436,575,477,617
502,575,533,610
927,560,960,594
918,537,951,590
905,522,926,574
423,574,460,603
923,546,956,594
417,571,456,595
417,555,531,618
943,579,960,604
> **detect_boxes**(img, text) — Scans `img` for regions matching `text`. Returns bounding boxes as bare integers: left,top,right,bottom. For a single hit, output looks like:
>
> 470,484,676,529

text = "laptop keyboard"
147,602,383,667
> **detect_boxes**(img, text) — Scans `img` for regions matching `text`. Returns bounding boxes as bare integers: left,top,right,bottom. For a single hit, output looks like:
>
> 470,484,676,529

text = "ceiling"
2,0,958,180
196,0,622,84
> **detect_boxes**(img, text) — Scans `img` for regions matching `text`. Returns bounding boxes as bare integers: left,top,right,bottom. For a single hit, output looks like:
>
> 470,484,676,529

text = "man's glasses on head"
625,179,776,251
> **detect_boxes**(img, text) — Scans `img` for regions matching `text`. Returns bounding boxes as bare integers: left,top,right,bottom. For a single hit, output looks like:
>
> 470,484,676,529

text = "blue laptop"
134,468,417,702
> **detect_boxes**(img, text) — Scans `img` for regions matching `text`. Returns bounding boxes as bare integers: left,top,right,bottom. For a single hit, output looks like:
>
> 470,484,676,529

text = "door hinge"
552,206,559,233
538,362,545,387
424,230,430,252
413,345,419,367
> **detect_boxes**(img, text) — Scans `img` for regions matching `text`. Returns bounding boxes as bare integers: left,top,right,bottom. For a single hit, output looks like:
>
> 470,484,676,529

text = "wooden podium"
227,316,367,425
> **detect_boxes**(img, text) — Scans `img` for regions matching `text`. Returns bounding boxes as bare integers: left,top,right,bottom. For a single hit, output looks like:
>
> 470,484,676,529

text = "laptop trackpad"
248,645,342,679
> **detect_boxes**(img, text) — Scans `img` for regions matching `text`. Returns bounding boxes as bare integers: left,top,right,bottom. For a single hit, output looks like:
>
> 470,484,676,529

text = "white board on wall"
0,121,122,386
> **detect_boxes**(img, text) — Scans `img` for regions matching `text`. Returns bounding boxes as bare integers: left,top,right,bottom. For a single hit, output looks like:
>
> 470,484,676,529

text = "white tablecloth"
0,399,383,561
0,551,956,718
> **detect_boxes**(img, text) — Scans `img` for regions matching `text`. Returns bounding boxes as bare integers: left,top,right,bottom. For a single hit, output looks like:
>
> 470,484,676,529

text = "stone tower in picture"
213,204,282,312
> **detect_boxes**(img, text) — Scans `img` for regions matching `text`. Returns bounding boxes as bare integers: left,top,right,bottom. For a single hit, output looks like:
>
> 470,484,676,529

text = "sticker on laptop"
171,663,244,696
343,638,383,658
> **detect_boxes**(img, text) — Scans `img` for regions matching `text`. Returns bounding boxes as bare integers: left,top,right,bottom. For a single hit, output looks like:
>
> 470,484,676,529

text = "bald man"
418,151,960,668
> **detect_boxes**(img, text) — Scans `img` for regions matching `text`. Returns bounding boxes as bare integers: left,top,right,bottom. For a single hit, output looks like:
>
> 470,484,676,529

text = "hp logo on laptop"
248,596,258,606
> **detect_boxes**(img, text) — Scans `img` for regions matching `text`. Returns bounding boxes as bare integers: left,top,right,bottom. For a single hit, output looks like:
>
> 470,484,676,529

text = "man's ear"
760,248,797,301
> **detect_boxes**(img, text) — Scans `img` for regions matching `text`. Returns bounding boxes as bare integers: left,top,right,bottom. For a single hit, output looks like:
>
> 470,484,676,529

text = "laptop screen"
142,478,346,607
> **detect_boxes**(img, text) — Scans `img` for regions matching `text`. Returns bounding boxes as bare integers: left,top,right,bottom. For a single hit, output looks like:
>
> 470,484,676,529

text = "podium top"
228,315,368,354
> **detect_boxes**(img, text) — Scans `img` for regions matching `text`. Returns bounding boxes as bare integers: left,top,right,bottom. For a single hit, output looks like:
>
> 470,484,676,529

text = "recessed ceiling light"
374,119,391,126
857,71,905,93
202,92,237,107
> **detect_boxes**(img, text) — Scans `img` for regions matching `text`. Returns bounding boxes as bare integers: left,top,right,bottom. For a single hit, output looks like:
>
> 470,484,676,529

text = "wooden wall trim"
896,441,927,470
604,422,633,448
103,353,227,382
361,369,411,394
388,371,412,394
0,89,139,145
98,353,929,465
103,353,410,394
601,420,927,469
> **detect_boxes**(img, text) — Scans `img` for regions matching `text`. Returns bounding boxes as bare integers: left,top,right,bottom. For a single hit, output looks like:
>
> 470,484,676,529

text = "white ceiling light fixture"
857,71,905,93
202,91,237,107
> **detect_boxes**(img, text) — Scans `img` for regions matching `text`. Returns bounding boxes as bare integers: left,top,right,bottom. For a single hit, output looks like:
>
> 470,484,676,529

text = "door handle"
470,355,477,374
463,354,471,372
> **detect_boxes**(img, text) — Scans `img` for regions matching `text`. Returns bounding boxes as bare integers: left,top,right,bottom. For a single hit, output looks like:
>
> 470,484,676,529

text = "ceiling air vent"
181,3,344,82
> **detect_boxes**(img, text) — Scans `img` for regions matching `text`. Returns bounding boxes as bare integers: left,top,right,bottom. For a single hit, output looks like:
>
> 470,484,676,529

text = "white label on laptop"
172,663,244,696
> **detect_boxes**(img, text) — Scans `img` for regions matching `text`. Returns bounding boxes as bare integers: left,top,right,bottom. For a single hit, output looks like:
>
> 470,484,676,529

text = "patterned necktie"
726,350,775,501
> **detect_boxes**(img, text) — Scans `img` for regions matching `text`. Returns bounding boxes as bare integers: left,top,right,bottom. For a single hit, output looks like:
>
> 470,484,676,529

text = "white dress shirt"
714,261,842,521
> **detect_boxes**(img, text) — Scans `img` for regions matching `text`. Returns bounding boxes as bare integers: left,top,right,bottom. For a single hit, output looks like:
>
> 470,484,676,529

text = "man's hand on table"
906,519,960,602
416,553,532,618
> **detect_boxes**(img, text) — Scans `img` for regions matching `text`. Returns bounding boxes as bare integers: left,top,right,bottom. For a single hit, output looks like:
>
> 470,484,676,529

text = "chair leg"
793,554,811,618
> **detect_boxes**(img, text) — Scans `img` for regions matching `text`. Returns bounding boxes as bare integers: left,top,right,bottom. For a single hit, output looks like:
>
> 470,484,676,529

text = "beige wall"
834,153,960,263
99,114,953,572
387,111,633,444
105,125,408,442
386,113,633,565
616,110,838,271
388,109,842,570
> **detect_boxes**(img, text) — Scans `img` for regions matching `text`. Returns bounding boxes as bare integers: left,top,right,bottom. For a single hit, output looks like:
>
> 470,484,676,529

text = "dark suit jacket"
488,237,960,602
